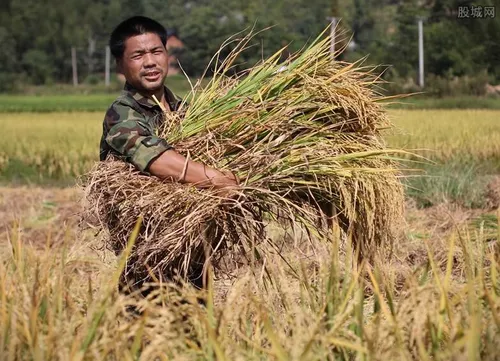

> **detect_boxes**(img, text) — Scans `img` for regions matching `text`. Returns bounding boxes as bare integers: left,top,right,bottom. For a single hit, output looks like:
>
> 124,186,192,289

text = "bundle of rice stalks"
85,159,297,283
83,30,404,284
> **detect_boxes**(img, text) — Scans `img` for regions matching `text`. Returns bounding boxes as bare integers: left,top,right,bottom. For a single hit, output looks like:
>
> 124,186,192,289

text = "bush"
381,70,421,96
21,49,54,85
425,70,490,97
84,74,101,85
0,73,19,93
381,69,491,98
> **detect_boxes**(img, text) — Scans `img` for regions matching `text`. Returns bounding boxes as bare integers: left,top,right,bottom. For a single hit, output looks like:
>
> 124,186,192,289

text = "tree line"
0,0,498,94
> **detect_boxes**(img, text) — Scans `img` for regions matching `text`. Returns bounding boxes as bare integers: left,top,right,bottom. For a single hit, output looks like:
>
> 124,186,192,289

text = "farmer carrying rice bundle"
86,15,404,299
99,16,239,293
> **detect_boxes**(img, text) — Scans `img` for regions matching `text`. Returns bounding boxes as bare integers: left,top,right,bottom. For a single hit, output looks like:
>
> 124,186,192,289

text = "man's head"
110,16,169,94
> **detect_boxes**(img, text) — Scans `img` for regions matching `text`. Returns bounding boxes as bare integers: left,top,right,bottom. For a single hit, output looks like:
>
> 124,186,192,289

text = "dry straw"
82,30,405,286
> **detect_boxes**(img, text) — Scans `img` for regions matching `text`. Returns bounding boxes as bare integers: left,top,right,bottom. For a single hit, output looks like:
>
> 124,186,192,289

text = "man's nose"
143,52,156,67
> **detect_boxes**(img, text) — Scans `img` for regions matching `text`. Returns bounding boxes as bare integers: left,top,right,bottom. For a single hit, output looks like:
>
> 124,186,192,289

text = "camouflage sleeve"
104,104,172,173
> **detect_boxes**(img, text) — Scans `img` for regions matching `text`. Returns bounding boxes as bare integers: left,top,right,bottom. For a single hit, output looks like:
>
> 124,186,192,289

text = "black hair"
109,16,168,60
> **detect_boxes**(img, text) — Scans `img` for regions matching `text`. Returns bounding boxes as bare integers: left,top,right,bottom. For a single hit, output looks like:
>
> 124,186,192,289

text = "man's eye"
132,54,142,60
154,50,163,55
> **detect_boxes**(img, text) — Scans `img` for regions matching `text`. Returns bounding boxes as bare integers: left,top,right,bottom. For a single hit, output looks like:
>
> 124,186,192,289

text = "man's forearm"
148,149,232,188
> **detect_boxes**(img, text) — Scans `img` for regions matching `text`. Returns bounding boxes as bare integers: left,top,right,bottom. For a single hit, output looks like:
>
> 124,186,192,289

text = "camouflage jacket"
99,83,182,173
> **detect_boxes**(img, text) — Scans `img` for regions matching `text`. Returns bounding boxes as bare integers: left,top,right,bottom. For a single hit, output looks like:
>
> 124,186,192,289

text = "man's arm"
148,149,238,189
104,104,237,189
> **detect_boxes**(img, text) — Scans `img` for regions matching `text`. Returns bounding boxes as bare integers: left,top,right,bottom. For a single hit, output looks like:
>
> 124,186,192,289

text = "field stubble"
0,185,498,360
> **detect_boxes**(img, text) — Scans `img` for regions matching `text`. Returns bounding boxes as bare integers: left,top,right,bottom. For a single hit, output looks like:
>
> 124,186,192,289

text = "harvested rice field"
0,183,498,360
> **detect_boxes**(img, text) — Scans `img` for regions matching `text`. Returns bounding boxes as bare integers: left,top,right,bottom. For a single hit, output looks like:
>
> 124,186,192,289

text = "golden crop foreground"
0,109,499,180
0,211,498,360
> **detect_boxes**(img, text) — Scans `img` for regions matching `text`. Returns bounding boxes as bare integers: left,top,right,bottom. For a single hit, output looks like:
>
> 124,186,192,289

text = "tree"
0,0,498,91
384,0,425,81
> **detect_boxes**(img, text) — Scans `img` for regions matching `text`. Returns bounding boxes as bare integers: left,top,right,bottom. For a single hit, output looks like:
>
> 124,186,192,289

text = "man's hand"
208,169,239,189
222,170,240,185
204,168,240,200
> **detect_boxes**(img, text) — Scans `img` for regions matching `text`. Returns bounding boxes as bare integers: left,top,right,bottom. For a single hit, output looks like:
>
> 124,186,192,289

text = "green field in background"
0,76,201,112
1,87,499,113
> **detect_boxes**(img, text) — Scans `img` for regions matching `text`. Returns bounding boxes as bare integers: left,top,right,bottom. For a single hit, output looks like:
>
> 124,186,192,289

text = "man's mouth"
143,71,161,81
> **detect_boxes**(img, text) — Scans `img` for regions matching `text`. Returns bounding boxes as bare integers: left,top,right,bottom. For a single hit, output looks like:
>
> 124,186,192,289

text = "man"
101,16,238,188
100,16,238,294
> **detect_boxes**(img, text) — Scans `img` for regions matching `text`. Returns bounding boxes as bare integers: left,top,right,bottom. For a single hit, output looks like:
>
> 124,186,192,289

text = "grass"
386,109,500,208
386,95,500,110
0,95,117,113
0,76,203,113
404,161,492,208
2,93,499,113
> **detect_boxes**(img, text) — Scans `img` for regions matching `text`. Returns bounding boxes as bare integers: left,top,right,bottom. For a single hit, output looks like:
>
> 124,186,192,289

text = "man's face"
119,32,169,93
